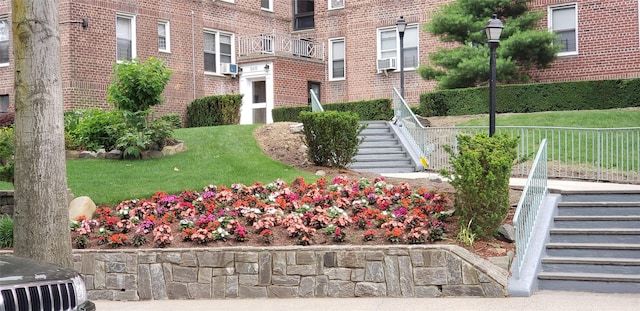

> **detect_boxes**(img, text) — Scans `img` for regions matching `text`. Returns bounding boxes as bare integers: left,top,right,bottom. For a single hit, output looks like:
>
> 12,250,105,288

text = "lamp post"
396,16,407,98
485,14,503,137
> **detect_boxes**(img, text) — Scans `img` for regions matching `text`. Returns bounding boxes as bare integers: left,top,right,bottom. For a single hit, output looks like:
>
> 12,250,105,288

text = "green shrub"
273,98,392,122
440,133,518,239
299,111,365,168
0,127,14,184
186,94,243,127
160,113,183,129
420,79,640,116
107,57,172,112
72,109,125,151
0,215,13,248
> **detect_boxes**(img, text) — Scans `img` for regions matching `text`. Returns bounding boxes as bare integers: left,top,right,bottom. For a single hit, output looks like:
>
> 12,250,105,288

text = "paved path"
94,291,640,311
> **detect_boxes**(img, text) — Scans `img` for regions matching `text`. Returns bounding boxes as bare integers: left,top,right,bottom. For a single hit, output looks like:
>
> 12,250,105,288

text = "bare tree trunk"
12,0,72,268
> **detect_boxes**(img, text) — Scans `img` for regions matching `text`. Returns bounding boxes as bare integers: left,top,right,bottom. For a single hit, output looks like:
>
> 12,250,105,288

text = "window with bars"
549,4,577,55
116,15,135,61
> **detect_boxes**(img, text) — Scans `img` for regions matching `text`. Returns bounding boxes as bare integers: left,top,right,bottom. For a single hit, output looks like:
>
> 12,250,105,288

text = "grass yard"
61,125,318,204
457,109,640,128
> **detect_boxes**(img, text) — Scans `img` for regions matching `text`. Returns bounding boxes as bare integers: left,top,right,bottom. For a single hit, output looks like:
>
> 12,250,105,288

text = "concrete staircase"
538,192,640,294
349,121,417,174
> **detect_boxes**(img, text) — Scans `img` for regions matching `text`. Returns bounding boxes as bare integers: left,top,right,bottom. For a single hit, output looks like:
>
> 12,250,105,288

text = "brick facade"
0,0,638,122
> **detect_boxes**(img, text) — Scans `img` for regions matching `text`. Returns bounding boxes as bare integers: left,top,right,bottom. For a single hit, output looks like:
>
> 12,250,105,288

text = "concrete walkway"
94,290,640,311
382,172,640,192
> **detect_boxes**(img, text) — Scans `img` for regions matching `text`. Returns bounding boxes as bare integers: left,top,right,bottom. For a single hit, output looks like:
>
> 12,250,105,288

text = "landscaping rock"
79,151,97,159
96,149,107,159
315,170,326,176
106,150,122,160
69,196,96,221
289,123,304,134
496,224,515,243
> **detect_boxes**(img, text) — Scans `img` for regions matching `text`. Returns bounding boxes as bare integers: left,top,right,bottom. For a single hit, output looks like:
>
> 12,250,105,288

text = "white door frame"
239,62,273,124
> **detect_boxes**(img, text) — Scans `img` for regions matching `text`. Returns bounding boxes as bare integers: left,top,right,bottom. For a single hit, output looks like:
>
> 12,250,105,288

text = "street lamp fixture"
485,14,503,137
396,16,407,98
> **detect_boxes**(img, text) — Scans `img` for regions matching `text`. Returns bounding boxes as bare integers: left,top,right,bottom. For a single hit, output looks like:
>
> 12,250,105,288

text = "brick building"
0,0,639,124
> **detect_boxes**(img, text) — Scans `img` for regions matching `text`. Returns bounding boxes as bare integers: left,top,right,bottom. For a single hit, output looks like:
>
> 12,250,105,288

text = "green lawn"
457,109,640,127
0,125,318,205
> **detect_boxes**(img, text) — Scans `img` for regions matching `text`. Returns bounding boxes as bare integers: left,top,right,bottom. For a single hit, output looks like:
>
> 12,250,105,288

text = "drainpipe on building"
191,10,196,100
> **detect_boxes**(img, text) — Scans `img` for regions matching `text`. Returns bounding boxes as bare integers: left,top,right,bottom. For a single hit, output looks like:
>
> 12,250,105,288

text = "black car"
0,255,95,311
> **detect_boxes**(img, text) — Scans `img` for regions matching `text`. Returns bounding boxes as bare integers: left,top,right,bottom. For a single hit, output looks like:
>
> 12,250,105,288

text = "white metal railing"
237,32,324,60
512,139,548,278
310,89,324,112
392,88,427,165
416,126,640,184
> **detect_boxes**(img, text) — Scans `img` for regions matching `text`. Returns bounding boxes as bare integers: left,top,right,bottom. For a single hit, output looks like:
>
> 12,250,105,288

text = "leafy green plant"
457,220,476,247
186,94,243,127
440,133,518,239
116,130,150,159
0,215,13,248
299,111,365,168
107,57,172,112
160,114,183,129
0,126,14,183
72,109,125,151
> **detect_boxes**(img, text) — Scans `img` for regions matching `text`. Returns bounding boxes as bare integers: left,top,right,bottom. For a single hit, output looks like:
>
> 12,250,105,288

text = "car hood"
0,255,76,286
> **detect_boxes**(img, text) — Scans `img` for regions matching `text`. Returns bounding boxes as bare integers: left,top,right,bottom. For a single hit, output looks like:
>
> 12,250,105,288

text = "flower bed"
70,176,453,249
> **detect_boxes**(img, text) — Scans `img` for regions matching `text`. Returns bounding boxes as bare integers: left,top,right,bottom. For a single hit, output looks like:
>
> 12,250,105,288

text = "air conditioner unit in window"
377,57,397,72
221,63,238,75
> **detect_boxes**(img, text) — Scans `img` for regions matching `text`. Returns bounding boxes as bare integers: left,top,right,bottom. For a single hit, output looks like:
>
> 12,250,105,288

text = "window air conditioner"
377,57,397,72
221,63,238,75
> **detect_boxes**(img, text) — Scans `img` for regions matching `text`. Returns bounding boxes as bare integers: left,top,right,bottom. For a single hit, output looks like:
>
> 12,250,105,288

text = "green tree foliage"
107,57,172,112
440,133,518,239
419,0,560,89
0,126,14,183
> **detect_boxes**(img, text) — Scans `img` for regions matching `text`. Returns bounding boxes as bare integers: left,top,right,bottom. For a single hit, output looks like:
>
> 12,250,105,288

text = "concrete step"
546,243,640,258
553,215,640,229
348,166,416,174
556,202,640,216
354,152,408,160
360,139,399,147
549,228,640,244
541,257,640,275
561,193,640,203
538,272,640,294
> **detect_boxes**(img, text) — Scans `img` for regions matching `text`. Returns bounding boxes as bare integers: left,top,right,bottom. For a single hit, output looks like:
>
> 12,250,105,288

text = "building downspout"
191,10,196,100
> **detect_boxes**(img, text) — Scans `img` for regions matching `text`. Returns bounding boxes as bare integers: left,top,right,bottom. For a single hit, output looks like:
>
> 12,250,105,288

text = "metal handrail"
392,88,427,167
511,139,548,278
310,89,323,112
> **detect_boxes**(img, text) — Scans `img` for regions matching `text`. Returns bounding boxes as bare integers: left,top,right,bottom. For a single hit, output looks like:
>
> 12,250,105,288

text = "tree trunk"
12,0,72,268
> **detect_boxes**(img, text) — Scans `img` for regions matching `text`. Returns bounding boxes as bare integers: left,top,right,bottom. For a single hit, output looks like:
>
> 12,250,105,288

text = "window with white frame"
261,0,273,11
377,24,419,70
329,38,345,80
204,30,234,74
549,4,577,55
294,0,314,30
116,14,136,61
0,17,9,65
328,0,344,10
158,21,170,53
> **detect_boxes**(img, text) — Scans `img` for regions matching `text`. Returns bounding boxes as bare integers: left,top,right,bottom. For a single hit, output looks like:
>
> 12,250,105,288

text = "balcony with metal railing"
237,32,325,61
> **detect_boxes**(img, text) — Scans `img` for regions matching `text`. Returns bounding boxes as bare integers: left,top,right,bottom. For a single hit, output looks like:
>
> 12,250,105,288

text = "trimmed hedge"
186,94,243,127
299,111,364,168
420,79,640,116
273,98,393,122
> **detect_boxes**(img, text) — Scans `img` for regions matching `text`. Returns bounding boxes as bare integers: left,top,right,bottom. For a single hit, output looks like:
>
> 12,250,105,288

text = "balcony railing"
237,32,324,61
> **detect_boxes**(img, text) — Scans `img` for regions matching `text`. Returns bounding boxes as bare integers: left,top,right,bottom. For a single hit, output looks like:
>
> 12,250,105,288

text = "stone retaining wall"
67,245,508,300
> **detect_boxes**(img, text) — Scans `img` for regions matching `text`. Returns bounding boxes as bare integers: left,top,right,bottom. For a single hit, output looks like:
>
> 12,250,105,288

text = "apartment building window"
294,0,314,30
0,17,8,65
261,0,273,11
329,38,345,80
204,30,234,74
116,14,136,61
0,95,9,113
377,24,419,69
328,0,344,10
549,4,577,55
158,21,170,53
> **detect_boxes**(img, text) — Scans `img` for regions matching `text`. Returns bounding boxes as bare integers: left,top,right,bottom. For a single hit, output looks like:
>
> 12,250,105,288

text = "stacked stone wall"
58,245,508,300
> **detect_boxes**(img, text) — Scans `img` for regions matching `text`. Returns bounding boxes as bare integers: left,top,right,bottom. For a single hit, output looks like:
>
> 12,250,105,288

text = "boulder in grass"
69,196,96,221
